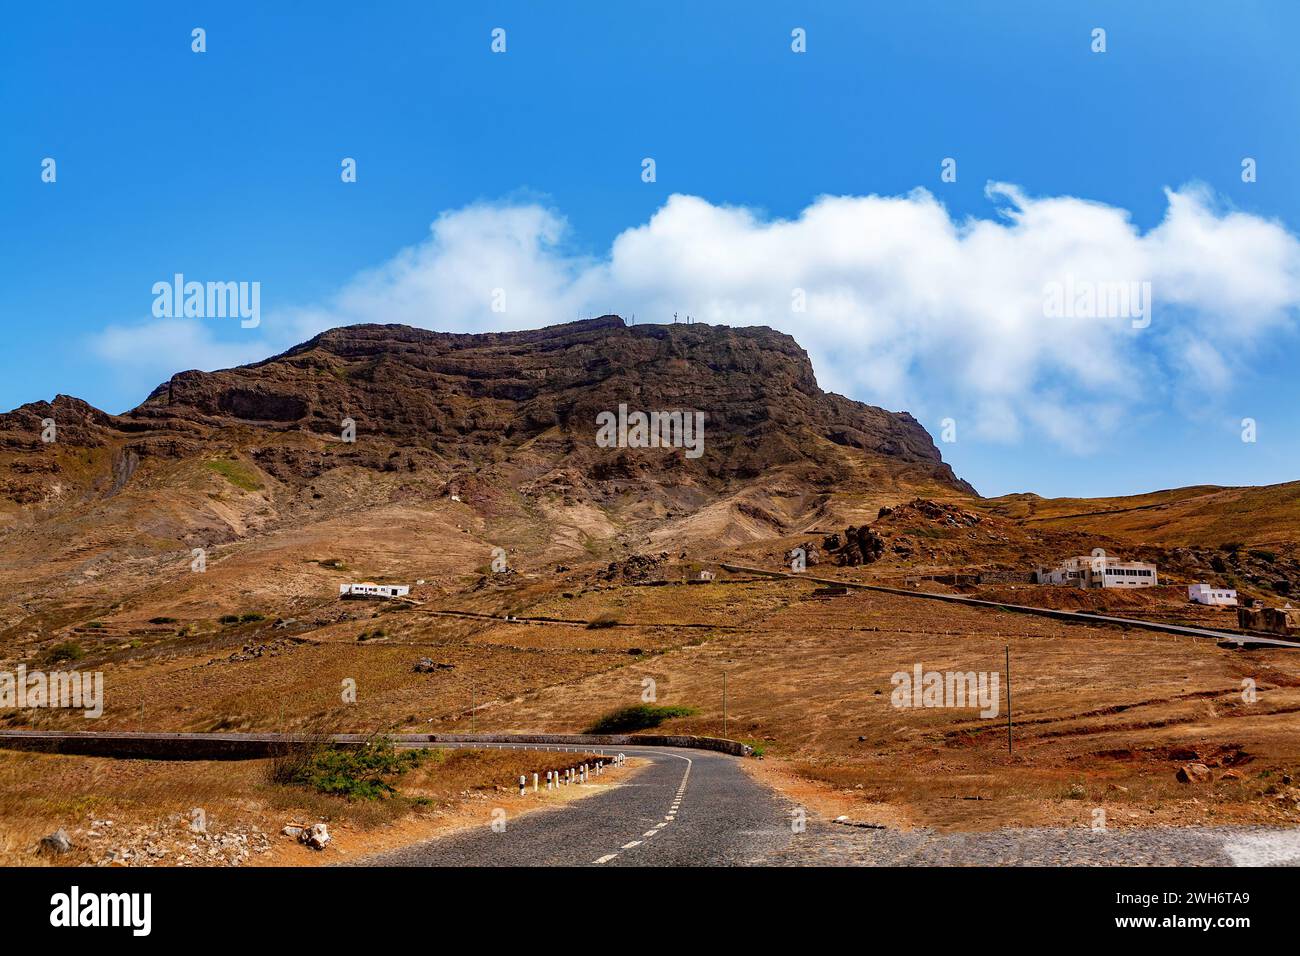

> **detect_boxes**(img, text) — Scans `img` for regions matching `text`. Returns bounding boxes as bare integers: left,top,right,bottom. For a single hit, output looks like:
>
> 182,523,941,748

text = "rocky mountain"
0,317,972,644
0,315,970,499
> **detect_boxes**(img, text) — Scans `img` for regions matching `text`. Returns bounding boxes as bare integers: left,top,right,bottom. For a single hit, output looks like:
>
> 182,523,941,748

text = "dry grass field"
0,747,634,866
459,578,1300,831
2,464,1298,859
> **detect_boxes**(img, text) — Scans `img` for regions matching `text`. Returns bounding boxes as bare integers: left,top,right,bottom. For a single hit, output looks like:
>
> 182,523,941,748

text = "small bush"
40,641,84,666
149,616,178,625
218,615,240,625
585,704,696,734
86,621,104,629
586,613,620,630
272,735,423,800
358,629,386,641
240,612,265,623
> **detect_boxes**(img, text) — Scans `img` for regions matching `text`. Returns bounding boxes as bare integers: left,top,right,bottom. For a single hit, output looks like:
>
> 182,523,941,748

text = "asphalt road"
363,744,797,867
367,743,1300,867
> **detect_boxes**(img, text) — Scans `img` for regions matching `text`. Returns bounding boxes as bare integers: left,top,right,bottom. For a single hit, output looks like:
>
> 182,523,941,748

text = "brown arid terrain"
1,746,639,867
1,316,1297,863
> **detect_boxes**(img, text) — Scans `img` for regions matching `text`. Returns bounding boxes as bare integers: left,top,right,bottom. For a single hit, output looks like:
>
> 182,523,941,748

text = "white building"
339,582,410,599
1037,555,1158,589
1188,583,1238,606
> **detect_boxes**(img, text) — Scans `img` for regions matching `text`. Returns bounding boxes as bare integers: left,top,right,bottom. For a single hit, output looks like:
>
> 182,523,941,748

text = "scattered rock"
786,541,821,567
299,823,330,850
832,525,886,566
38,829,72,855
1176,763,1212,784
413,657,453,673
208,639,300,665
598,552,669,583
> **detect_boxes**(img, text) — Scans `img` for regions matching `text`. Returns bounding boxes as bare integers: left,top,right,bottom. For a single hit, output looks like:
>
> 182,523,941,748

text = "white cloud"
94,319,269,377
90,185,1300,448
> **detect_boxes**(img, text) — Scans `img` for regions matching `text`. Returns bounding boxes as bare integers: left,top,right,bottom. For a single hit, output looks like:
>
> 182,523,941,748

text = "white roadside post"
533,772,539,792
519,775,526,796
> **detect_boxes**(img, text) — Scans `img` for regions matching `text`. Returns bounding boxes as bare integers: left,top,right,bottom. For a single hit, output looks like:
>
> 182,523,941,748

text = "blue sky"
3,2,1298,498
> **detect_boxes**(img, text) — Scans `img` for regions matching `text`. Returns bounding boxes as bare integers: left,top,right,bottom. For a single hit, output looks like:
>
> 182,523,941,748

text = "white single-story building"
1037,555,1158,589
339,582,410,599
1188,583,1238,606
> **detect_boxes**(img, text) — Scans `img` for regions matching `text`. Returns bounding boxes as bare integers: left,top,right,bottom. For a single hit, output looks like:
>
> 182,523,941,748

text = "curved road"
370,743,1300,866
4,732,1294,866
365,744,796,867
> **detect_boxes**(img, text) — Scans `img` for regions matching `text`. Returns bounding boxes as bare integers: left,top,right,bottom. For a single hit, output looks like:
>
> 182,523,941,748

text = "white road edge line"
621,840,642,850
593,853,618,864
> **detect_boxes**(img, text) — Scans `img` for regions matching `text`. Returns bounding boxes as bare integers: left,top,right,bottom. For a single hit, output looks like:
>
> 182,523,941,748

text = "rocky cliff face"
120,316,967,486
0,316,972,521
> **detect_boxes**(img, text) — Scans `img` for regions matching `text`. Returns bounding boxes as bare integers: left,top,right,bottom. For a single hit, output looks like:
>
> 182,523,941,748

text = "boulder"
1176,763,1212,784
38,829,73,855
299,823,330,850
786,541,821,568
836,525,886,566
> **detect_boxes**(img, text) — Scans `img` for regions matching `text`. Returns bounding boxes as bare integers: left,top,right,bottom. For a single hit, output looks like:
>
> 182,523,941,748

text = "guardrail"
0,730,753,760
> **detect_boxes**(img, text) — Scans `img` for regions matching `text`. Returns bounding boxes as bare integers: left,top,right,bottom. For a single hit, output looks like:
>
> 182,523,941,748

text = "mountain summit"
0,317,971,606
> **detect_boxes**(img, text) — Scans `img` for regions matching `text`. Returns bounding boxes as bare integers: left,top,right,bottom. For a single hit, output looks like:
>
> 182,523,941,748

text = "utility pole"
722,671,728,738
1005,646,1012,755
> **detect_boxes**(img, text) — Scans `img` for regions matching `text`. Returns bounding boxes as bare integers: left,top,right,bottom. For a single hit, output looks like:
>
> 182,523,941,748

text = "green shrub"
272,737,423,800
40,641,84,666
218,615,240,625
240,612,265,623
585,704,696,734
586,613,620,629
149,616,178,625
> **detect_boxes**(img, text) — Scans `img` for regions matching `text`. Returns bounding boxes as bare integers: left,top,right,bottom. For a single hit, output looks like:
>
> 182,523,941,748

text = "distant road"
721,563,1300,649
